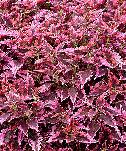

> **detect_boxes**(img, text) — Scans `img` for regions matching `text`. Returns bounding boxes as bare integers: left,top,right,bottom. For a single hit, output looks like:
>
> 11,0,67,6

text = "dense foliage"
0,0,126,150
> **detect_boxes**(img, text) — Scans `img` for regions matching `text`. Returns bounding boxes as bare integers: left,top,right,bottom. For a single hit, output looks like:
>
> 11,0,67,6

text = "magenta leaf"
0,0,125,150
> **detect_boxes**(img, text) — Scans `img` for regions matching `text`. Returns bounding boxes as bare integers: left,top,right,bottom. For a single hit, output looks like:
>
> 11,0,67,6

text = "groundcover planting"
0,0,126,150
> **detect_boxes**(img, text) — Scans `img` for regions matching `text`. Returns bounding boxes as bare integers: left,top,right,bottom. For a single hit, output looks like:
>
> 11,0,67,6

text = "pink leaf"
78,70,92,86
68,87,77,104
28,119,38,132
99,56,112,68
0,113,10,125
18,130,24,146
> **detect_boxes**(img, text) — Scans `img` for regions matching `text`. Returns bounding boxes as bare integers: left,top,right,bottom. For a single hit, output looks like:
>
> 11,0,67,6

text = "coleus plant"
0,0,126,151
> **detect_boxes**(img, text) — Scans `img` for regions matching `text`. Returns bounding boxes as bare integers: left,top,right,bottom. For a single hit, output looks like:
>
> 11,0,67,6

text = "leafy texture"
0,0,126,150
